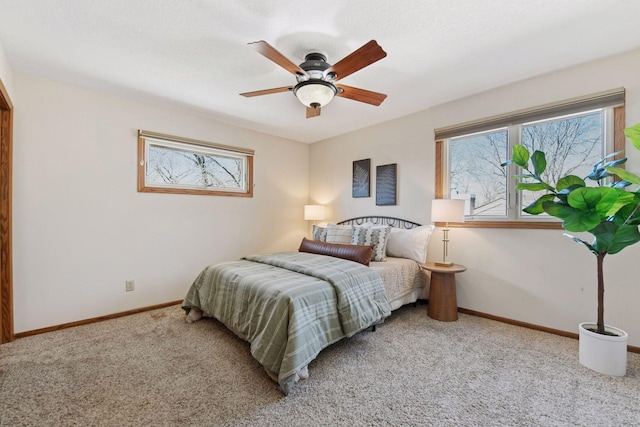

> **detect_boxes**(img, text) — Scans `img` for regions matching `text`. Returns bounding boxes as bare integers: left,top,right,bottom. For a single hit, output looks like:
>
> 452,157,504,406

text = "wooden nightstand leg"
428,272,458,321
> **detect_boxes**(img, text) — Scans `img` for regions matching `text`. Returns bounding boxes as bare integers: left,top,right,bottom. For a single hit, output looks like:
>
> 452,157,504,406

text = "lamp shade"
431,199,465,223
294,81,336,108
304,205,325,221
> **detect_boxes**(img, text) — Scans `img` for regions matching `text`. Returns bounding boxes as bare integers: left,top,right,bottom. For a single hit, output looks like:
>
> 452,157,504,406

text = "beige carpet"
1,304,639,426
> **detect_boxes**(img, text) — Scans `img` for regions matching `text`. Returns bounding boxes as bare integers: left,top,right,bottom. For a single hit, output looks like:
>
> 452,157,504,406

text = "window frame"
137,130,254,197
435,92,626,229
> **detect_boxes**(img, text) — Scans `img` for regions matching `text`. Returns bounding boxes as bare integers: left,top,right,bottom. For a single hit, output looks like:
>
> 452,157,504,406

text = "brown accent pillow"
298,238,374,266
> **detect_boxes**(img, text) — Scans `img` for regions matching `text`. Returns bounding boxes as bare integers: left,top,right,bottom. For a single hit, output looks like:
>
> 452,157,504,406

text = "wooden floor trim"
14,300,183,339
13,301,640,355
458,307,640,354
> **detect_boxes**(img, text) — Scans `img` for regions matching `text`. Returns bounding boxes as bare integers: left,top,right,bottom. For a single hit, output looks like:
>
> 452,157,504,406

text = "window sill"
435,221,562,230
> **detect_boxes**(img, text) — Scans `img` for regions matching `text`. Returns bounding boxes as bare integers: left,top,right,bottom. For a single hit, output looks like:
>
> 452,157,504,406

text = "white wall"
309,110,435,224
0,38,13,96
310,48,640,346
12,73,309,333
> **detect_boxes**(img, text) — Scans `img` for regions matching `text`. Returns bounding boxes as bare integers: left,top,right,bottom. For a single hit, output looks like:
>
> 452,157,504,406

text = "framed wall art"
376,163,397,206
352,158,371,198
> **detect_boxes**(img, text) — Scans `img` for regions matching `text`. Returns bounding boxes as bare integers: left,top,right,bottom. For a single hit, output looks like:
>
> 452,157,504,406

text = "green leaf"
563,233,598,255
603,158,627,168
567,187,618,218
523,194,556,215
611,180,633,189
586,167,612,182
512,145,530,169
554,191,570,204
608,224,640,254
556,175,585,191
606,190,635,217
531,150,547,177
590,151,624,174
599,150,624,164
605,166,640,185
565,210,602,232
624,123,640,152
516,182,554,192
513,173,536,179
543,201,601,232
592,222,640,255
541,201,574,219
615,199,640,225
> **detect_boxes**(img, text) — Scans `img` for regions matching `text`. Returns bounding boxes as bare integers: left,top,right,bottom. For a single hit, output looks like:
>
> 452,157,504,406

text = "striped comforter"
182,251,391,394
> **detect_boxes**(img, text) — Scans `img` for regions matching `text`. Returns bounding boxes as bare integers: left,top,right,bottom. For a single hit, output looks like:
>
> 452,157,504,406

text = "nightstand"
422,262,467,322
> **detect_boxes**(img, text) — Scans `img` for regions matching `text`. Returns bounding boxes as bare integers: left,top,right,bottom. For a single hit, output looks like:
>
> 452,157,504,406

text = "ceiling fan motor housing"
300,53,330,71
298,52,335,82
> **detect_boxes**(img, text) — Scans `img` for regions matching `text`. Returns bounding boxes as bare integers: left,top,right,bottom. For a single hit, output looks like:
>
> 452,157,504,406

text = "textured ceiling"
1,0,640,143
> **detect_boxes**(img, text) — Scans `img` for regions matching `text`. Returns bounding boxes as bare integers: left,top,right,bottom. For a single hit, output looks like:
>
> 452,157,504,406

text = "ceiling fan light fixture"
293,80,337,108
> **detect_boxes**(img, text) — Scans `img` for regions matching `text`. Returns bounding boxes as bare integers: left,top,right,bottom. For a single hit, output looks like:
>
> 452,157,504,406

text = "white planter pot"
578,322,628,376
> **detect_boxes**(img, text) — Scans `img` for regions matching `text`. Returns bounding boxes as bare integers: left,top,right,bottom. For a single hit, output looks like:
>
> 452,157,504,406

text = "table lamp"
304,205,325,225
431,199,465,266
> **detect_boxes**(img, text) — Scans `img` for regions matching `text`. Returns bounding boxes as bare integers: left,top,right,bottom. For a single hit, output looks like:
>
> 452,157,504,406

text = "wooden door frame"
0,77,13,343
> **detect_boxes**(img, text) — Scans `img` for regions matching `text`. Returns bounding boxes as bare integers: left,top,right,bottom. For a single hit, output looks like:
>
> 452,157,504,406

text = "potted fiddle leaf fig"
502,122,640,376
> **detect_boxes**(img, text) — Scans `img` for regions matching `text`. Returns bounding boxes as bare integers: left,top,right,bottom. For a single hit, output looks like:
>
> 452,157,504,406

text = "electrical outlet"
126,280,135,292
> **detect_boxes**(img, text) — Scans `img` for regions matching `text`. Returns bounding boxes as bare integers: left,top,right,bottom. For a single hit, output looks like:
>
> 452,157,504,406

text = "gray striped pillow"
312,225,327,242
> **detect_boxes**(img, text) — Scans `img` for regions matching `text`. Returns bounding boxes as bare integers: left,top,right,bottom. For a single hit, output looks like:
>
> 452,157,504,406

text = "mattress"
371,257,428,310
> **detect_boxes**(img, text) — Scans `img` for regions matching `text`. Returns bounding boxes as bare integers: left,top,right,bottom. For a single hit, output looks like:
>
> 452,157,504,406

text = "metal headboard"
337,216,422,229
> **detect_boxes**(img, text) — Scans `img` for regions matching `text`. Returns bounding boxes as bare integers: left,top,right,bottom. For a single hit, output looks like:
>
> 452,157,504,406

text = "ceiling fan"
240,40,387,118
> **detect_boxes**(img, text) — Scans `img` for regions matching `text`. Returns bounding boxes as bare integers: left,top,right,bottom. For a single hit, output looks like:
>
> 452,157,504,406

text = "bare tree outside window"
137,131,253,197
147,145,243,190
448,110,605,219
450,130,508,216
519,112,603,211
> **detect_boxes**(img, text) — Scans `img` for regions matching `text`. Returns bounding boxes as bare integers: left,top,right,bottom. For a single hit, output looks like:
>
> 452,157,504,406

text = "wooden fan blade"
248,40,307,77
306,106,321,118
240,86,292,97
325,40,387,81
336,84,387,106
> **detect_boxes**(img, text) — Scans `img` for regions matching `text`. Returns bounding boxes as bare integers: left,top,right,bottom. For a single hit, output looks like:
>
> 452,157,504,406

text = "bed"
182,216,433,394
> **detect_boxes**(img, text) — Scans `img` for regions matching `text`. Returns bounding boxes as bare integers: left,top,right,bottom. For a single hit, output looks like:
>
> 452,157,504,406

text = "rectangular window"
449,128,508,217
518,111,605,217
138,130,254,197
435,89,625,228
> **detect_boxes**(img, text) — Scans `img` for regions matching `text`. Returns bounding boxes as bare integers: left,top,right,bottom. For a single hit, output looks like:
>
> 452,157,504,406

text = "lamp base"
435,261,454,267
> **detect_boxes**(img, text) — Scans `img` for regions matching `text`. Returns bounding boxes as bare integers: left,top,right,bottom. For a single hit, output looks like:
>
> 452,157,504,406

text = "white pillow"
385,225,435,263
326,224,354,245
